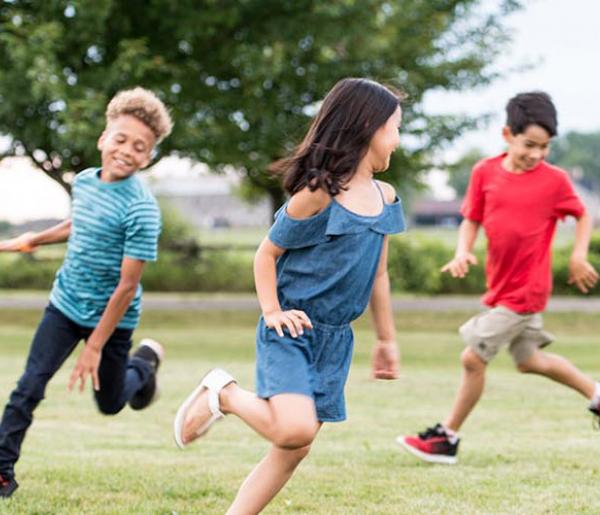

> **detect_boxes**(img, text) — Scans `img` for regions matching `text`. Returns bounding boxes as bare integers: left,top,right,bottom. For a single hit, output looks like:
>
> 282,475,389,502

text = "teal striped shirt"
50,168,161,329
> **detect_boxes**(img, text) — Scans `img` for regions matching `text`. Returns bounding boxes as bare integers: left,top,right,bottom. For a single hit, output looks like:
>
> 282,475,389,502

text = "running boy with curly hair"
0,87,173,497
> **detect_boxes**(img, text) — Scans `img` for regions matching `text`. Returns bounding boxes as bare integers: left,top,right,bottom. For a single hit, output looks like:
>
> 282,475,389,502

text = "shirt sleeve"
460,164,485,223
554,173,585,220
123,199,162,261
267,202,330,249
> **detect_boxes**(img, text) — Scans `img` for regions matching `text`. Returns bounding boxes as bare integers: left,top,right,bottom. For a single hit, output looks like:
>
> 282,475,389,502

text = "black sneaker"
397,423,460,464
0,473,18,498
129,339,164,411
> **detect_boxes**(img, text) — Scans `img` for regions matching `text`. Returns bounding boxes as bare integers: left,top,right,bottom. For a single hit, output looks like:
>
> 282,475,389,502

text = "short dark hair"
270,78,404,196
505,91,557,137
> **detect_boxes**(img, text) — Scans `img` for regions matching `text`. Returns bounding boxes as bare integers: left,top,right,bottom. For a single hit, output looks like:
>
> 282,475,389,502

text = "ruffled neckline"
270,195,405,249
325,197,404,235
275,196,404,234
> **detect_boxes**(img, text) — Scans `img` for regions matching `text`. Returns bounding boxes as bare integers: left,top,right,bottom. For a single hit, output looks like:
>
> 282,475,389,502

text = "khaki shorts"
459,306,554,364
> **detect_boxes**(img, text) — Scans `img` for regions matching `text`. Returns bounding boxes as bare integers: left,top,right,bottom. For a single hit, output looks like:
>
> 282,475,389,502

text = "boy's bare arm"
0,219,72,252
441,219,480,278
369,236,399,379
68,257,145,392
568,211,599,293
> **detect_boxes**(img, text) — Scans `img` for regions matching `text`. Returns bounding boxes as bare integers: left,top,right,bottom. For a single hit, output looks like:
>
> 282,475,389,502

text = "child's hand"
68,344,101,392
0,232,38,253
371,340,399,380
440,252,478,278
264,309,313,338
568,256,599,293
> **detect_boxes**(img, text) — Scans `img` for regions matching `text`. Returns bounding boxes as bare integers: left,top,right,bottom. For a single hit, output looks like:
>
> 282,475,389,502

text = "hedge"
2,234,600,295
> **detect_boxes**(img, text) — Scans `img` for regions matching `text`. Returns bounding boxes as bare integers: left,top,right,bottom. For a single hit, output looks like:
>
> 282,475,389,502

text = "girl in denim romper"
174,78,405,514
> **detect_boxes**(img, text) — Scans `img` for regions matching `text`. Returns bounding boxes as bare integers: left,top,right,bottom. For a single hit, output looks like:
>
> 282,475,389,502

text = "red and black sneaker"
0,473,18,498
397,423,459,464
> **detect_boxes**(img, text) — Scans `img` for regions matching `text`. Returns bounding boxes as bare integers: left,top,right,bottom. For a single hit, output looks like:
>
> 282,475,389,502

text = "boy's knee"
273,424,318,450
461,348,486,373
95,395,125,416
516,354,543,374
97,404,123,416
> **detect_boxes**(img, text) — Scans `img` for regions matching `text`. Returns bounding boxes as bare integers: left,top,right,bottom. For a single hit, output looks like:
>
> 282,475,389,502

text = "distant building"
410,198,463,227
145,157,271,229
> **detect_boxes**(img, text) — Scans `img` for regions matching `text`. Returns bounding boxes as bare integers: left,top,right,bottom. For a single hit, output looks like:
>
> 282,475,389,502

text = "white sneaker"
173,368,236,449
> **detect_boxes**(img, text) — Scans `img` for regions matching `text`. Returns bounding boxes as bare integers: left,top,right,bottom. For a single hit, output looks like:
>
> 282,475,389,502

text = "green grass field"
1,309,599,514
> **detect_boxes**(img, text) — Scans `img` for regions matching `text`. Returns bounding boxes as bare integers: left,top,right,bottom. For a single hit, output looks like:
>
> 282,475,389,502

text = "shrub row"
2,235,600,295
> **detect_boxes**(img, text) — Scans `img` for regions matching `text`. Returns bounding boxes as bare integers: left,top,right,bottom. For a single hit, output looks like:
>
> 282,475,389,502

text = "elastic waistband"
311,319,350,331
271,311,351,331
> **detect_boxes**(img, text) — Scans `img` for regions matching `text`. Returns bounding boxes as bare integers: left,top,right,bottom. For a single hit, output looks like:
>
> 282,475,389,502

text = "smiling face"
502,123,551,172
97,114,156,182
365,105,402,173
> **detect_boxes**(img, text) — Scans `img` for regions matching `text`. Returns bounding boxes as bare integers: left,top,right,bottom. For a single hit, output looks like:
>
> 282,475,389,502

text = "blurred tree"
549,131,600,192
446,147,485,197
0,220,10,236
0,0,521,210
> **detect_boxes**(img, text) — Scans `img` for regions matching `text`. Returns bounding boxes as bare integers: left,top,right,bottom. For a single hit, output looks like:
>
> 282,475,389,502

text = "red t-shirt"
461,154,585,313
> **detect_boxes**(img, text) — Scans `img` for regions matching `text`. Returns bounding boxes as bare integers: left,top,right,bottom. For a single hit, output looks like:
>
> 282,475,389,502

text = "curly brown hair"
106,87,173,143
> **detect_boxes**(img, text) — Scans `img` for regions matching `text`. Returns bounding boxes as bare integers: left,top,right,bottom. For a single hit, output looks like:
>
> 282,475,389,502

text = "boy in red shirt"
398,91,600,464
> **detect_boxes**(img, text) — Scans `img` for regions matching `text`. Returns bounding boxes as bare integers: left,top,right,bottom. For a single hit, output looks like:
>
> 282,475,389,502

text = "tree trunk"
22,148,73,196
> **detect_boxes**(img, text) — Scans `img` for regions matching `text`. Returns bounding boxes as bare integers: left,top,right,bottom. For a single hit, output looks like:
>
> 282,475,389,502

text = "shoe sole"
173,368,235,449
173,369,216,450
396,436,457,465
139,338,165,362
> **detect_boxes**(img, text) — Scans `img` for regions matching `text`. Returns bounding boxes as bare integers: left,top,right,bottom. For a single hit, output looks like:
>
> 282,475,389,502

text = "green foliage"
550,130,600,191
588,232,600,255
4,232,600,296
142,250,255,292
387,234,485,294
0,253,58,289
0,0,522,206
446,147,486,197
0,220,11,236
157,201,201,258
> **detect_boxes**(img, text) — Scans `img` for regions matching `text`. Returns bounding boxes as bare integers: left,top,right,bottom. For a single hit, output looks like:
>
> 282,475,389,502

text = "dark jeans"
0,303,152,477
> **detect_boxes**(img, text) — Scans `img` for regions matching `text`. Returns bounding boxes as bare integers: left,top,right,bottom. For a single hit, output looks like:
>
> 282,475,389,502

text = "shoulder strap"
372,180,386,203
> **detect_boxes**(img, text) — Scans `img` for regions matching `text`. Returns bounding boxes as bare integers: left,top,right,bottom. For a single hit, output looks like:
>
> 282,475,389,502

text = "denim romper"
256,185,405,422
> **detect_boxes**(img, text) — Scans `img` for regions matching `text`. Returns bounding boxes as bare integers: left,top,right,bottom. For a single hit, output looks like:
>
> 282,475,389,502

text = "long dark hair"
270,78,403,196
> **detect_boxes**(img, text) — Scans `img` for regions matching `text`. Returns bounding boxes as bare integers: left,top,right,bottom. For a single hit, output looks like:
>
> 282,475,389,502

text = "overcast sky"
2,0,599,222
